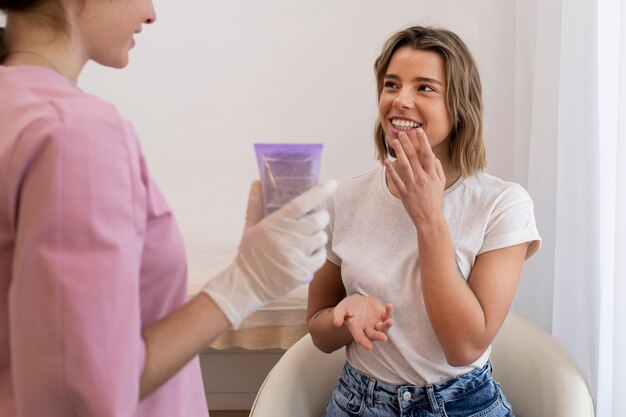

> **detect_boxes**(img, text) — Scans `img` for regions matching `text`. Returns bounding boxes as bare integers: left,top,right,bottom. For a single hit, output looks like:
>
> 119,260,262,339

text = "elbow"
307,324,342,354
312,338,340,354
307,332,334,355
443,345,486,368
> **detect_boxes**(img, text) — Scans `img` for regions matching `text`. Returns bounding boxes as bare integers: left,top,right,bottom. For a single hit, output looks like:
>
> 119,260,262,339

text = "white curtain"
515,1,626,416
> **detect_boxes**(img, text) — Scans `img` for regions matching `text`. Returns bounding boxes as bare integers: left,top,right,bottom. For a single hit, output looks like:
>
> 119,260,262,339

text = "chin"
110,56,130,69
112,61,130,69
94,54,130,69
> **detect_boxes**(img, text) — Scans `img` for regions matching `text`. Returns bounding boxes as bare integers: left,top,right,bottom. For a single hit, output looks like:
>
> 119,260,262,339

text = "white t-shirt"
324,166,541,385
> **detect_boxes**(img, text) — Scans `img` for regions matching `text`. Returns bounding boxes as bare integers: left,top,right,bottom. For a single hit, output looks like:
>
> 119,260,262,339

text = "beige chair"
248,313,595,417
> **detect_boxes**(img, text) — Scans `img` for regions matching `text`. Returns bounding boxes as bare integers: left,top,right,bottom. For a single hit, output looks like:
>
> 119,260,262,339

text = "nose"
393,87,413,110
144,1,157,24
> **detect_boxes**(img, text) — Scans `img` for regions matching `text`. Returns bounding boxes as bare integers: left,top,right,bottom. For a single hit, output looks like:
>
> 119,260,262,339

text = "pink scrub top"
0,65,209,417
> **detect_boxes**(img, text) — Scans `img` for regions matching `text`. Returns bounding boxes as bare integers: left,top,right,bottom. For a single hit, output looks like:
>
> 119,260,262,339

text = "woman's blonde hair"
374,26,486,177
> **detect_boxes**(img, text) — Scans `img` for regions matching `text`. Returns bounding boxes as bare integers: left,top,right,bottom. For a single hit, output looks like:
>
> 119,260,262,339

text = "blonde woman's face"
378,47,453,157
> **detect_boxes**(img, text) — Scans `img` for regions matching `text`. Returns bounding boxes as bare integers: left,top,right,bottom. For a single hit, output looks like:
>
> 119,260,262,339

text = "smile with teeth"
391,118,422,131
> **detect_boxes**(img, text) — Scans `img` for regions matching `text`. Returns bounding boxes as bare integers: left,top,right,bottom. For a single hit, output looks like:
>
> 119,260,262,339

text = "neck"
435,150,461,190
3,50,62,73
2,13,85,82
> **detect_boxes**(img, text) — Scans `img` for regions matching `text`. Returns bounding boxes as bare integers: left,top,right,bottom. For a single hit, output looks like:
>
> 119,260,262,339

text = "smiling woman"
307,26,541,417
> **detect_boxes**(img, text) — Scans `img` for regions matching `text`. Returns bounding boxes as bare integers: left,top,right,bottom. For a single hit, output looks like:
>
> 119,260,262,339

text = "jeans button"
402,391,411,401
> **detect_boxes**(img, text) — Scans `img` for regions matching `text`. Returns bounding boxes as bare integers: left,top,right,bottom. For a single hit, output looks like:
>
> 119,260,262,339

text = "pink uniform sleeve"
9,114,147,416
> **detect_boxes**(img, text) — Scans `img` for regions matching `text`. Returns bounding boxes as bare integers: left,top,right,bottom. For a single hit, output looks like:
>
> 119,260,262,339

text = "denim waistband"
340,360,493,411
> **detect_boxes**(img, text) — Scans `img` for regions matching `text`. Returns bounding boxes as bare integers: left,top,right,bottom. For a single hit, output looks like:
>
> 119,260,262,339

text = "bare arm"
307,260,394,353
387,129,528,366
417,217,527,366
139,293,229,399
140,180,338,397
306,260,353,353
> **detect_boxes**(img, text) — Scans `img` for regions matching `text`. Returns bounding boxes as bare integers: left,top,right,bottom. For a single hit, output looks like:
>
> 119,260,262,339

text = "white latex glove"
202,179,338,329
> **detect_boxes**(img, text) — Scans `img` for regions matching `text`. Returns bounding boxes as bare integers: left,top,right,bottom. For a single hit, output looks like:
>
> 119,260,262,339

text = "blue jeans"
323,361,514,417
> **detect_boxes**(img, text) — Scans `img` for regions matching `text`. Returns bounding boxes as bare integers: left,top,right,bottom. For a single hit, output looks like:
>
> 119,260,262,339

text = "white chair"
248,313,595,417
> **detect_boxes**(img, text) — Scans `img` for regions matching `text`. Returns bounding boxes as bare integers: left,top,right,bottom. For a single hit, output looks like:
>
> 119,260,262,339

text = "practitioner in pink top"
0,1,336,416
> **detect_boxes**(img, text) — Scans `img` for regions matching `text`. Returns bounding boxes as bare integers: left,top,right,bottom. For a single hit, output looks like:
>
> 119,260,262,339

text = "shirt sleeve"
9,115,147,417
478,185,542,260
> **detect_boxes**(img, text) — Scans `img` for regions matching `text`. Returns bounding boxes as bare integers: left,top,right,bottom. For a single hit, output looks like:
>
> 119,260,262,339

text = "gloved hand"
202,179,338,328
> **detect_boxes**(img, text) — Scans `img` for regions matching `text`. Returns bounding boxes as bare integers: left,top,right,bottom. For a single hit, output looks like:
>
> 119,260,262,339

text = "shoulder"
333,167,381,203
1,66,136,149
1,70,145,200
51,88,135,150
463,174,541,259
322,167,381,221
457,173,533,212
2,71,141,170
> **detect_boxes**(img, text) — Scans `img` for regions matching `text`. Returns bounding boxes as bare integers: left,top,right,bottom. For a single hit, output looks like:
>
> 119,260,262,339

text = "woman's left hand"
333,294,394,351
385,129,446,225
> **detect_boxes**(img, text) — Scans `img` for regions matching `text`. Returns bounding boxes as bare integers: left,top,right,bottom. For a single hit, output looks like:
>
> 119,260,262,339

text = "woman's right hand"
202,179,337,329
333,294,394,350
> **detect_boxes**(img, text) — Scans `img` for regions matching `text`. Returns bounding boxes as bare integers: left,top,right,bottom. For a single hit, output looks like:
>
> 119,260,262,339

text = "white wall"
79,0,518,251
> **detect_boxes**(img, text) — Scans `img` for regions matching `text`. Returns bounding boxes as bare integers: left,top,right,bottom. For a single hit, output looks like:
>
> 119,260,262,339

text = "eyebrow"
384,74,444,87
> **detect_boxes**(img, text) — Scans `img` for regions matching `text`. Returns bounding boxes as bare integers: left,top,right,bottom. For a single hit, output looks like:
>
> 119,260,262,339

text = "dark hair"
1,1,68,62
1,0,44,58
373,26,486,177
0,0,41,9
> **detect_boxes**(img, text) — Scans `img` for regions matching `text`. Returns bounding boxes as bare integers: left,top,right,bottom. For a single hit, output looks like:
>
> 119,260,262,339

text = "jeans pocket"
331,382,364,415
443,379,513,417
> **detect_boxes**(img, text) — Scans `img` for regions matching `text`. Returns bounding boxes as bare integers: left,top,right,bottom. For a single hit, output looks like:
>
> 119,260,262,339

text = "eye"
383,81,399,89
418,84,436,92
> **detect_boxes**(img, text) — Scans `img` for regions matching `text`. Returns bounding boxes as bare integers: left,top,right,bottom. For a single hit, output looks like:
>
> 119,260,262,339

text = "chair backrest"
248,332,345,417
491,313,595,417
249,313,594,417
